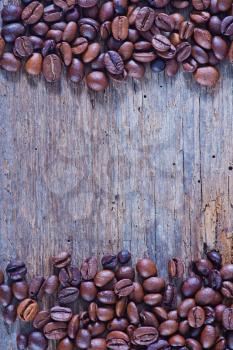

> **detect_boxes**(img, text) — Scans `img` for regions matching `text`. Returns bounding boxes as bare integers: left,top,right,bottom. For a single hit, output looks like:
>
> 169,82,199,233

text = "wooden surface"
0,8,233,345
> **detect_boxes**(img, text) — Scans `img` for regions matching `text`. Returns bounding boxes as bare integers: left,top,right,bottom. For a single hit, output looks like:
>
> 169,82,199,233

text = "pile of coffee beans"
0,249,233,350
0,0,233,89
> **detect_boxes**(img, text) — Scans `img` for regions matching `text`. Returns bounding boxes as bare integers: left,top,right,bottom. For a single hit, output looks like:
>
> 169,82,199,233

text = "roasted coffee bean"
68,58,84,83
190,11,210,24
100,21,112,40
115,296,127,317
0,270,4,285
113,0,128,15
132,327,158,346
0,52,21,72
57,337,74,350
221,16,233,36
3,304,17,324
192,0,210,10
133,50,157,62
94,270,115,287
17,298,39,321
29,276,45,300
106,331,130,350
200,325,216,348
6,260,27,281
136,259,157,278
223,308,233,330
118,42,134,61
136,7,155,32
65,7,80,21
165,58,179,77
221,281,233,298
32,22,49,36
62,22,78,42
81,257,98,280
144,293,163,306
82,43,101,63
101,255,117,270
53,252,71,269
75,329,91,349
127,301,140,324
46,29,62,42
44,275,59,295
186,338,202,350
140,310,159,327
29,36,44,51
221,264,233,280
170,32,183,46
51,21,67,31
179,320,190,336
88,321,106,336
114,279,134,296
51,306,72,322
188,306,205,327
215,304,226,322
33,310,51,329
97,307,115,321
116,266,135,281
12,281,28,300
104,50,124,75
195,287,222,305
208,269,222,289
21,1,44,24
43,4,63,23
58,287,79,304
108,318,129,331
112,16,129,40
88,302,98,321
57,42,72,67
72,37,88,55
176,42,191,62
83,5,98,18
28,332,48,350
117,250,131,264
147,339,170,350
68,314,80,339
169,334,186,347
99,1,114,22
207,250,222,268
183,58,198,73
80,281,97,301
42,39,56,57
168,258,184,278
178,298,196,318
17,334,28,350
163,283,175,306
193,29,212,50
59,266,81,287
1,5,22,23
44,321,67,340
193,66,220,86
91,53,106,70
152,35,171,52
86,71,109,91
155,13,175,32
192,45,209,64
79,18,100,40
0,284,13,306
159,320,178,336
179,21,194,40
153,306,168,321
97,290,117,304
42,54,62,82
204,306,215,324
78,0,98,8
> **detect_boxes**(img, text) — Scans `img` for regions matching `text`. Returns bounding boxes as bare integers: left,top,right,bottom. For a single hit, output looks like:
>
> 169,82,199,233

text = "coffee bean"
153,306,168,321
100,21,112,40
21,1,44,24
29,36,44,51
204,306,215,324
75,329,91,349
108,318,129,331
79,18,100,40
78,0,98,7
147,339,170,350
114,279,134,297
159,320,178,336
86,71,109,91
1,52,22,71
208,269,222,289
112,16,129,40
67,314,80,339
43,4,63,23
72,37,88,55
1,5,22,23
132,327,159,346
150,58,166,72
104,50,124,75
117,250,131,264
227,331,233,349
221,16,233,36
116,266,135,281
99,1,114,22
179,21,194,40
88,321,106,337
190,11,210,24
17,335,28,350
178,298,196,318
17,298,39,321
188,306,205,327
44,275,59,295
57,337,74,350
221,264,233,280
97,290,117,304
115,296,127,317
81,257,98,280
62,22,78,42
126,301,139,325
221,281,233,298
165,58,179,77
44,321,67,340
140,310,159,328
207,250,222,268
53,252,71,269
169,334,186,347
194,28,212,50
113,0,128,15
136,7,155,32
12,281,28,300
223,308,233,330
152,34,171,52
168,258,184,278
28,332,48,350
144,293,163,306
65,7,80,21
32,22,49,36
106,331,130,350
46,29,63,43
193,66,220,86
82,43,101,63
200,325,216,348
183,58,198,73
0,284,13,306
132,51,156,62
155,13,175,32
68,58,84,83
50,306,72,322
136,259,157,278
176,42,192,62
192,0,210,10
29,276,45,300
42,54,62,83
3,304,17,325
192,45,209,64
56,42,72,66
186,338,202,350
0,269,4,285
58,287,79,304
59,266,81,288
33,310,51,329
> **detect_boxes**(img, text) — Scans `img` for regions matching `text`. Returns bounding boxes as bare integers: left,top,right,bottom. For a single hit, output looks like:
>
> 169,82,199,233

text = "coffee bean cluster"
0,249,233,350
0,0,233,89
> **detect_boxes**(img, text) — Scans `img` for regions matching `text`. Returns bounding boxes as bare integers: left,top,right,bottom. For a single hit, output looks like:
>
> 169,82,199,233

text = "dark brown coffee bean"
115,296,127,317
221,281,233,298
106,331,130,350
44,321,67,340
143,277,165,293
125,59,145,78
108,318,129,331
188,306,205,327
91,53,105,70
163,283,175,306
51,306,72,322
57,337,74,350
159,320,178,336
179,320,190,336
58,287,79,304
223,308,233,330
116,266,135,281
99,1,114,22
207,250,222,268
17,298,39,321
104,50,124,75
208,269,222,289
0,284,12,306
195,287,222,305
6,260,27,281
144,293,163,306
100,21,112,40
81,257,98,280
186,338,202,350
97,307,115,321
147,339,170,350
62,22,78,42
53,0,75,10
94,270,115,287
203,306,215,324
32,22,49,36
42,39,56,57
79,281,97,301
178,298,196,318
43,5,63,23
44,275,59,295
97,290,117,304
194,28,212,50
72,37,88,55
82,43,101,63
0,52,21,72
67,315,80,339
136,259,157,278
193,66,220,86
12,281,29,300
140,310,159,328
132,327,159,346
86,71,109,91
192,45,209,64
3,304,17,324
179,21,194,40
0,37,5,58
1,23,25,43
117,42,133,61
118,250,131,264
43,54,62,82
78,0,97,7
192,0,210,10
101,255,117,270
33,310,50,329
17,334,28,350
153,306,168,321
115,279,134,296
83,5,98,18
46,29,62,42
57,42,72,67
127,301,139,324
136,7,155,32
112,16,129,40
29,35,44,50
79,18,100,40
29,276,45,300
221,16,233,36
176,42,191,62
165,58,179,77
67,58,84,83
190,11,210,24
168,258,184,278
170,32,181,45
1,5,22,23
152,34,171,52
183,58,198,73
75,329,91,349
28,332,48,350
59,266,81,287
90,338,107,350
21,1,44,24
88,321,106,337
113,0,128,15
200,325,216,348
221,264,233,280
132,51,156,62
169,334,186,347
53,252,71,269
155,13,175,32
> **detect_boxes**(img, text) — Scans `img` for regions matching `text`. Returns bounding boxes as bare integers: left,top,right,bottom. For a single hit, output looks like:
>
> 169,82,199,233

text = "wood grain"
0,5,233,345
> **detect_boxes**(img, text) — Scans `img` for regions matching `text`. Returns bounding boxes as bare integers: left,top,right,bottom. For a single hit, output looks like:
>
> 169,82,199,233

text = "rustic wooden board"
0,3,233,345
